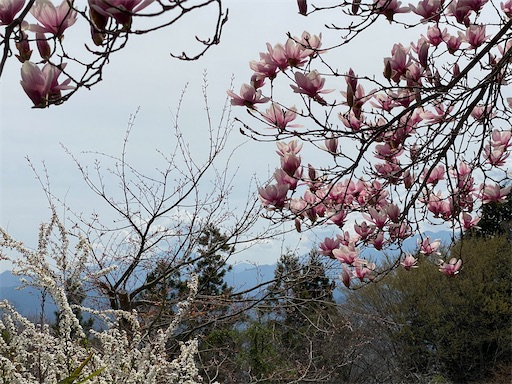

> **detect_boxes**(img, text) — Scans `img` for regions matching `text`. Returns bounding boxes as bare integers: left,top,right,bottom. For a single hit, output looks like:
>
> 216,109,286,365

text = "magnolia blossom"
341,265,351,287
419,237,441,255
384,43,411,83
227,84,269,108
276,140,302,156
20,61,73,107
373,0,411,22
353,259,376,281
460,24,489,48
460,212,480,230
439,258,463,276
332,243,359,265
0,0,25,25
258,183,289,209
411,0,442,22
401,253,418,270
324,136,338,154
297,31,323,53
264,39,311,70
89,0,154,26
423,164,445,185
502,0,512,17
261,103,299,130
30,0,77,36
319,236,342,258
481,183,511,204
448,0,472,25
425,25,448,46
290,70,333,101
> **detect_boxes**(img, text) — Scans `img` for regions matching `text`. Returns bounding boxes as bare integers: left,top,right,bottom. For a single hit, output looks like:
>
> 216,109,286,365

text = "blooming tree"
0,84,279,381
229,0,512,286
1,0,227,107
0,209,211,383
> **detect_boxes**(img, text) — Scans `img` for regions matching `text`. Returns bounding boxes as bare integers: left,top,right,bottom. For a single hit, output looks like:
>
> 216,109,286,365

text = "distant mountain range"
0,230,454,320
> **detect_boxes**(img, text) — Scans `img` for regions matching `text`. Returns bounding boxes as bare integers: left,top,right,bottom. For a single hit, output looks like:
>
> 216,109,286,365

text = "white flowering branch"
0,212,208,383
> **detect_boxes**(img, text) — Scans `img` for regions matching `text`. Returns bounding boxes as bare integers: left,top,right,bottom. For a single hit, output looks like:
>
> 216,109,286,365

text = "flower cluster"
230,1,511,284
0,213,209,383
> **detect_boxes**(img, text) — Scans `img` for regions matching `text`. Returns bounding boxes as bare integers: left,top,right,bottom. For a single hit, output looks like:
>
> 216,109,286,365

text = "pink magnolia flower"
365,180,390,207
423,164,445,185
304,189,327,217
420,103,454,123
319,237,342,258
297,0,307,15
425,25,448,46
439,258,462,276
264,39,311,70
353,259,376,281
419,236,441,255
502,0,512,17
30,0,77,36
444,34,462,54
324,136,338,154
290,70,333,101
250,57,279,80
447,0,472,25
258,184,289,209
297,31,323,53
341,265,351,288
36,32,51,60
374,161,403,183
460,212,480,231
289,197,308,216
250,74,266,90
339,110,365,131
375,142,403,160
276,140,302,156
337,231,353,246
411,0,442,22
354,221,375,240
403,169,414,189
484,130,512,166
274,168,301,191
401,253,418,270
89,0,154,26
464,0,489,13
460,24,489,49
471,104,494,121
0,0,25,25
370,92,398,112
20,61,73,107
364,207,388,229
388,222,412,240
484,145,510,166
333,244,359,265
373,0,411,22
327,207,349,227
426,190,453,219
481,183,511,203
369,231,386,250
384,43,411,83
280,153,301,177
385,203,400,222
227,84,270,109
15,31,32,62
261,103,300,130
491,129,512,149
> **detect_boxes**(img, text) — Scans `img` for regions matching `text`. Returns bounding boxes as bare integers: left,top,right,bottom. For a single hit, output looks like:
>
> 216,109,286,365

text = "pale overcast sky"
0,1,430,272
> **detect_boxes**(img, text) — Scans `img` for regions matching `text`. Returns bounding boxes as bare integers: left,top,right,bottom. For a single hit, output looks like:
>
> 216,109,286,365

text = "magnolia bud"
15,32,32,62
36,33,51,61
297,0,307,15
